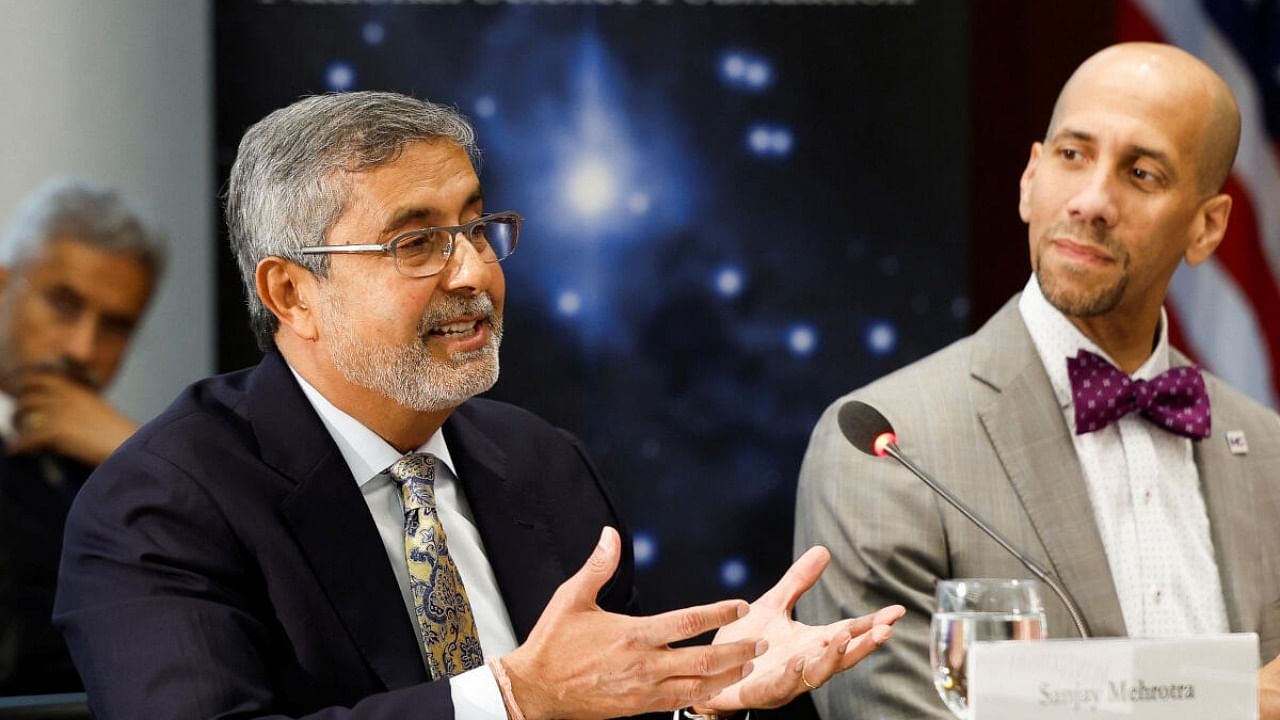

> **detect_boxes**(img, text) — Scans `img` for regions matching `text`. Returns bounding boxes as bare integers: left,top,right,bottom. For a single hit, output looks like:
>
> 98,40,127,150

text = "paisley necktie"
389,452,484,678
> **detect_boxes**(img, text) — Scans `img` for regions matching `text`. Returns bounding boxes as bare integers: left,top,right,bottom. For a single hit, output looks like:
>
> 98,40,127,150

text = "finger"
653,638,765,681
14,401,73,431
12,405,41,431
551,526,622,610
755,546,831,611
642,598,749,646
15,371,75,394
14,385,67,411
657,661,757,712
835,619,896,670
872,604,906,626
794,625,854,689
8,429,52,455
12,402,58,435
14,384,55,407
838,603,908,638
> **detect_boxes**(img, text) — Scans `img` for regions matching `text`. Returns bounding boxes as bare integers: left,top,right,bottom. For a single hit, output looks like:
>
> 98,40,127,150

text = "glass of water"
930,578,1046,719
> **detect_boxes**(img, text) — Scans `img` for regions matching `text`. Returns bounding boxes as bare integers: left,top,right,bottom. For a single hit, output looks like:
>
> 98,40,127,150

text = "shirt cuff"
451,664,507,720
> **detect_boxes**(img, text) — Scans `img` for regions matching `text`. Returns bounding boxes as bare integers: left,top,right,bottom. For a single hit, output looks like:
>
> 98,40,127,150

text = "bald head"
1047,42,1241,195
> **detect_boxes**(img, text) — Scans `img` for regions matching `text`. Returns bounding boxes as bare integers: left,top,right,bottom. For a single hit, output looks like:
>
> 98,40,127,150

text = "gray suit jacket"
794,296,1280,719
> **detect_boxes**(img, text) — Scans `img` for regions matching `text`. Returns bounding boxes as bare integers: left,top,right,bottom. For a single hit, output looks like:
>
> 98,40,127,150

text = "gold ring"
801,666,819,691
21,411,43,431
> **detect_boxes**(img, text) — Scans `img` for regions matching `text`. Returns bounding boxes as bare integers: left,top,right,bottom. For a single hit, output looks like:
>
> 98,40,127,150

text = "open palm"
701,546,905,712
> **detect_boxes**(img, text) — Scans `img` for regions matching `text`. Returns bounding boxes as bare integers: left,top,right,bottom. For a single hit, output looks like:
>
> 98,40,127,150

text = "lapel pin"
1224,430,1248,455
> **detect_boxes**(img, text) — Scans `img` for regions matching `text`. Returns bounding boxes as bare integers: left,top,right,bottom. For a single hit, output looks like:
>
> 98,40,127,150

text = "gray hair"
224,91,480,350
1,178,166,278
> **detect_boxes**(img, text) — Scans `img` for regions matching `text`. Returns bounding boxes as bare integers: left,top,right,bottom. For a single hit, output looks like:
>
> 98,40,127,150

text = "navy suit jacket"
54,351,639,719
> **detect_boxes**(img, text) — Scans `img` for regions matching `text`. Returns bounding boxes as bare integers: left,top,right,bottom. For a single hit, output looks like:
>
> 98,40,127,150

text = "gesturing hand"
698,545,905,713
501,527,764,720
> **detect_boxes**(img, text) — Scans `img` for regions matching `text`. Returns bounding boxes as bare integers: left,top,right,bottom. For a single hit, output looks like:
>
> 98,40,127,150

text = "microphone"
837,400,1091,638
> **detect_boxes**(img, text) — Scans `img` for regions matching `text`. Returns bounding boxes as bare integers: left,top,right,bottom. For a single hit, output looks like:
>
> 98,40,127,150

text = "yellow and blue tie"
390,452,484,679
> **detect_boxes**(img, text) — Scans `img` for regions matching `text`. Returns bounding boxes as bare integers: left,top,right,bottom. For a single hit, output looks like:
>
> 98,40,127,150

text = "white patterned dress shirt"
292,368,515,719
1018,277,1229,637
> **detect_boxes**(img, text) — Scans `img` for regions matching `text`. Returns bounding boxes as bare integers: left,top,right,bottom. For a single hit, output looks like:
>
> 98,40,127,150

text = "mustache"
1046,221,1123,257
416,292,499,335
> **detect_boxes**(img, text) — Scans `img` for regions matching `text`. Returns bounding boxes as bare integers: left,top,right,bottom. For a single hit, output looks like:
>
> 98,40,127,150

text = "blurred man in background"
0,178,163,694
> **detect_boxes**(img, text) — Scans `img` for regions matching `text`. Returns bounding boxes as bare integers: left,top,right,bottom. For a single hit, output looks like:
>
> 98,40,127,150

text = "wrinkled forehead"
334,141,483,233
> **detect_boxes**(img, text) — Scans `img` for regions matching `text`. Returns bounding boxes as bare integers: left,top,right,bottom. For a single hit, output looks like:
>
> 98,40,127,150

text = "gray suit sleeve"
794,397,955,720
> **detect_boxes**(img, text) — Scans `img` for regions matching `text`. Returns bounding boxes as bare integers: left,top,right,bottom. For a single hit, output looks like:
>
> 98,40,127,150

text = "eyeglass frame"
296,210,522,278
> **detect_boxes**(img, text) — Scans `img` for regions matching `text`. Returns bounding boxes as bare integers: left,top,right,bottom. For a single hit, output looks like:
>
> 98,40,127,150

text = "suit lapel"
444,405,565,642
1193,378,1260,634
972,299,1127,637
248,352,427,690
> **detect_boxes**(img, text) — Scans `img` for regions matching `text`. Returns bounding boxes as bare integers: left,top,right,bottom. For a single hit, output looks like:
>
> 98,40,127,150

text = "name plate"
968,633,1258,719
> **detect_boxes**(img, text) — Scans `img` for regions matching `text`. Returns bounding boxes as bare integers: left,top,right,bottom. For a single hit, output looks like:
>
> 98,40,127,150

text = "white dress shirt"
291,368,516,719
0,391,16,444
1018,277,1229,637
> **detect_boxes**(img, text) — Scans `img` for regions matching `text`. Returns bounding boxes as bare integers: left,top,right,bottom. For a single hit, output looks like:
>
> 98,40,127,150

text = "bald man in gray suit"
795,43,1280,720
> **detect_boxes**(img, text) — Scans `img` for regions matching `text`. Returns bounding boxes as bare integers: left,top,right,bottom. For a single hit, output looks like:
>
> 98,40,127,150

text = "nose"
437,231,492,294
62,313,99,365
1065,166,1119,228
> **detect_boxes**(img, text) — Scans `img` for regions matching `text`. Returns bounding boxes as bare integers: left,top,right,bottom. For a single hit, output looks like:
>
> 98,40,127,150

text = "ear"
255,256,321,342
1184,192,1232,266
1018,143,1042,224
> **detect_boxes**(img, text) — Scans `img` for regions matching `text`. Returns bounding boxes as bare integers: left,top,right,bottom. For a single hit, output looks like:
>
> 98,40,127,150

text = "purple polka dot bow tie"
1066,349,1211,439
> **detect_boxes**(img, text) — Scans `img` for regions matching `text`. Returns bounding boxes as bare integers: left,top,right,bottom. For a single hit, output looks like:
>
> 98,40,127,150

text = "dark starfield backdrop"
215,0,969,613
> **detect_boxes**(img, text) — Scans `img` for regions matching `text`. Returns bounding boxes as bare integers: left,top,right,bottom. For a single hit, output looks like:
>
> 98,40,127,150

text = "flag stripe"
1199,1,1280,142
1120,0,1280,409
1201,175,1280,399
1169,260,1279,407
1130,0,1280,283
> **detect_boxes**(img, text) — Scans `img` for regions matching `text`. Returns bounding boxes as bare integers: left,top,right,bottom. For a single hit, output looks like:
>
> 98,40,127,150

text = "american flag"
1118,0,1280,410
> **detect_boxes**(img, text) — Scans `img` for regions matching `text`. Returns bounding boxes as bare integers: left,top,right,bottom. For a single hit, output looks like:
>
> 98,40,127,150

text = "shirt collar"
1018,275,1171,409
288,366,458,487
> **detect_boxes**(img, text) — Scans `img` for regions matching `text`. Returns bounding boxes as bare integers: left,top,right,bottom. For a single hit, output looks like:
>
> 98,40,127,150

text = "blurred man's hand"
10,371,136,466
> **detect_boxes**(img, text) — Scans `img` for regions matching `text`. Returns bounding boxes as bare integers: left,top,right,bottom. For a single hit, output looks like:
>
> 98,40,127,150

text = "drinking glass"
930,578,1047,719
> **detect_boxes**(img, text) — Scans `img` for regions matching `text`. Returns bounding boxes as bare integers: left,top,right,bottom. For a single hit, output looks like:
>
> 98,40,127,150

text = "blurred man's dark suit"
0,445,89,694
53,350,638,720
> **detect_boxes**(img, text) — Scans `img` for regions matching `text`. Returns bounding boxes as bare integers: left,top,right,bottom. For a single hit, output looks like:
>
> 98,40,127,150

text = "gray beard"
322,292,503,413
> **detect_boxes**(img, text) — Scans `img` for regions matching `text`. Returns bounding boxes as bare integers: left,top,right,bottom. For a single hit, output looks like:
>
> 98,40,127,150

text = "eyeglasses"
298,211,522,278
